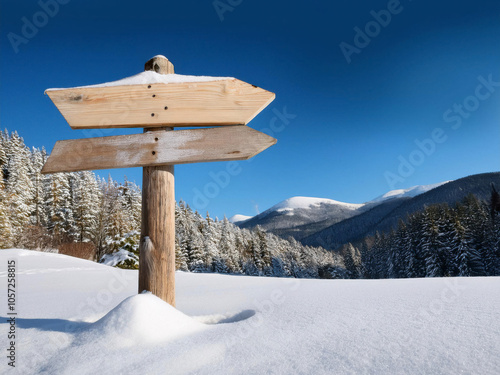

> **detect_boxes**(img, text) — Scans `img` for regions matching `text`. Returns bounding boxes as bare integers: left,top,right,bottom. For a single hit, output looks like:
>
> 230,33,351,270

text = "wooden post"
139,56,176,306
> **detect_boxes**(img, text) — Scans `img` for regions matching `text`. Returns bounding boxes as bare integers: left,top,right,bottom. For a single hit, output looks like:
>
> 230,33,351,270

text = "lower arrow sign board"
41,126,276,174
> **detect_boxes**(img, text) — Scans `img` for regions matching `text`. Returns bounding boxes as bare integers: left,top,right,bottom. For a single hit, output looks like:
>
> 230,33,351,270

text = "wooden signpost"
42,56,276,306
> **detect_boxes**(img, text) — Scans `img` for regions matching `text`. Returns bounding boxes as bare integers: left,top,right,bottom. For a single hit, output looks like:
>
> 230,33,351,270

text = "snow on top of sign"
46,70,234,91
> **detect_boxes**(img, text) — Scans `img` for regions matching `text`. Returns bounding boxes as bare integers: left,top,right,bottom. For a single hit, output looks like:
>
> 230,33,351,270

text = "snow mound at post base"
87,292,204,347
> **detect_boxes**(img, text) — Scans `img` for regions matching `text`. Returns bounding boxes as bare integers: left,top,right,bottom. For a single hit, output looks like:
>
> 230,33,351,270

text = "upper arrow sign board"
46,74,275,129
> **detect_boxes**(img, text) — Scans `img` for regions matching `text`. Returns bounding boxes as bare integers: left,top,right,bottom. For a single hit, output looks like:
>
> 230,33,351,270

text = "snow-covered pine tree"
72,171,101,243
408,213,426,277
249,236,263,275
256,226,272,275
174,235,188,271
491,185,500,273
435,206,455,276
46,172,75,243
343,242,361,279
186,220,206,272
490,183,500,221
359,241,373,279
29,147,47,227
96,176,126,255
0,141,13,248
386,230,400,279
397,220,416,278
202,212,220,271
370,232,388,279
459,195,487,276
220,217,239,273
120,176,142,230
421,207,444,277
5,132,35,243
452,218,472,276
473,203,497,276
174,201,189,271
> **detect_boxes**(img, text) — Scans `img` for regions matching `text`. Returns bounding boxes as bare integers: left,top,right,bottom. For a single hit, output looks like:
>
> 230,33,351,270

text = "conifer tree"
72,171,101,242
30,147,48,227
175,235,188,271
186,222,205,272
203,213,220,271
46,172,74,242
421,208,444,277
342,243,360,278
0,145,13,248
5,132,35,242
256,226,271,274
453,219,471,276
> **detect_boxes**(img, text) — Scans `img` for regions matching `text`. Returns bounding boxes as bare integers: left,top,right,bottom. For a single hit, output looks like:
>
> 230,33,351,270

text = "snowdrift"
1,249,499,374
86,293,205,347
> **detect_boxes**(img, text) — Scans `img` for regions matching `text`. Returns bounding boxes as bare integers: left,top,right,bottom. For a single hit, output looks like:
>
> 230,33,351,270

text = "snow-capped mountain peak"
369,181,451,204
236,196,365,234
232,181,452,238
228,214,253,224
270,196,363,213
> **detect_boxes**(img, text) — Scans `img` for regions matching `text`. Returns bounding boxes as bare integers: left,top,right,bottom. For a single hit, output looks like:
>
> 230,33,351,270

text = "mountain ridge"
234,181,449,239
302,172,500,250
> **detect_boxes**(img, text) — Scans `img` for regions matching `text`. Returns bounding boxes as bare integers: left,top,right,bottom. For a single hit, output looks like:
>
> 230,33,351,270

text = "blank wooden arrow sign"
41,126,276,174
45,79,275,129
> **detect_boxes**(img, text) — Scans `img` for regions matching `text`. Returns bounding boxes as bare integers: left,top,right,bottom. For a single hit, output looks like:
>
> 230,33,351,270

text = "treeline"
0,130,142,260
4,129,499,280
173,201,345,278
101,200,347,278
352,192,500,279
0,130,345,278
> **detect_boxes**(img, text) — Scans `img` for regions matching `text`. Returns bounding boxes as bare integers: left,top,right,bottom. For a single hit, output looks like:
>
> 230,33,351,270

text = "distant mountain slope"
236,182,449,240
299,197,412,247
373,172,500,236
239,197,364,234
369,181,450,204
228,214,253,225
302,172,500,250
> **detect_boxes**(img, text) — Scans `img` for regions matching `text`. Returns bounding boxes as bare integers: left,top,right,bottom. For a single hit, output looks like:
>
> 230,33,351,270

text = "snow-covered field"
1,249,499,375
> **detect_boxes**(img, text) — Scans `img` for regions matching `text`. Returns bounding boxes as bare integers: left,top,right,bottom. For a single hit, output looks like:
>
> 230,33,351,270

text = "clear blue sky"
1,0,499,219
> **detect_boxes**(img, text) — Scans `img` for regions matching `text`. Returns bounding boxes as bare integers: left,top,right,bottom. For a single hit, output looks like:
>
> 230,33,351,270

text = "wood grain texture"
45,79,275,129
139,162,176,306
41,126,277,174
144,56,174,74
